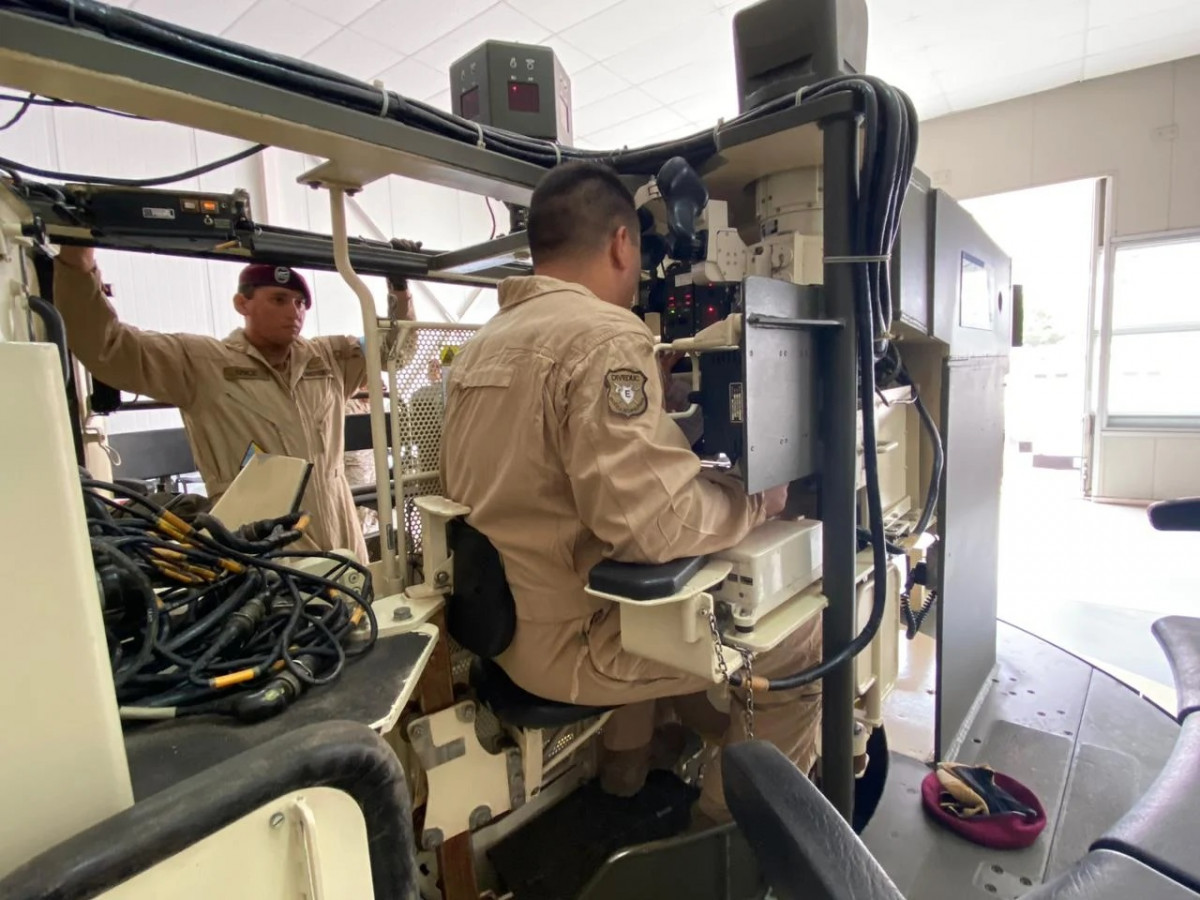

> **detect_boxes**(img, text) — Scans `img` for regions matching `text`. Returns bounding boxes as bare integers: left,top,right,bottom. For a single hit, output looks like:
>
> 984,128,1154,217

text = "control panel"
662,264,740,343
66,185,251,241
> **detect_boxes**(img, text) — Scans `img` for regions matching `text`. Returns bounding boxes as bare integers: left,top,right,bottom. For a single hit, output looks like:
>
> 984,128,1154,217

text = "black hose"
26,294,69,384
728,75,918,693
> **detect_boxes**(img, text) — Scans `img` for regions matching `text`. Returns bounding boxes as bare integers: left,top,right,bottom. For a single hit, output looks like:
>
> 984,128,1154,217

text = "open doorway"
963,180,1195,707
963,178,1099,486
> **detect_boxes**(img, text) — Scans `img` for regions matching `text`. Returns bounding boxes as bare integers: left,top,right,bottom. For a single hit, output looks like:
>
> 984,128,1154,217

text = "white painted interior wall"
0,104,501,434
917,55,1200,502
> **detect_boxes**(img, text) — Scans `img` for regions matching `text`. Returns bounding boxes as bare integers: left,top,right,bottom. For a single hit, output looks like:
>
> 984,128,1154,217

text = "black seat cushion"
723,741,904,900
1149,499,1200,533
1092,715,1200,892
1153,617,1200,722
470,657,612,729
448,519,517,659
588,556,707,601
1024,850,1200,900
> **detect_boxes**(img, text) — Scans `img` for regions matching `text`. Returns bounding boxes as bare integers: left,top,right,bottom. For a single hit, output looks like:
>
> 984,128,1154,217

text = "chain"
707,606,731,684
706,605,757,740
740,648,755,740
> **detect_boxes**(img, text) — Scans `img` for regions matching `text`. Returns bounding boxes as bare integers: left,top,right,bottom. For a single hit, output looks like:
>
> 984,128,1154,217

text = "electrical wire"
0,141,267,187
0,92,32,130
83,476,377,720
0,91,144,118
485,198,497,240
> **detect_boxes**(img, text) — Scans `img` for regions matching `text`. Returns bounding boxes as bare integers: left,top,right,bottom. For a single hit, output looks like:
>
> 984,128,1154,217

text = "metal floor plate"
865,622,1180,900
1045,672,1179,879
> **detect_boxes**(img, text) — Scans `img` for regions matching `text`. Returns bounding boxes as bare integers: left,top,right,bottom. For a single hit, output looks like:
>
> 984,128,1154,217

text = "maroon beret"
238,264,311,308
921,765,1046,850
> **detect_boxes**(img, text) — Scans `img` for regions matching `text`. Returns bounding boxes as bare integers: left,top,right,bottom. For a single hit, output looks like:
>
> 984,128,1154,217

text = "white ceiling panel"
132,0,256,35
570,64,633,109
414,4,550,70
585,105,688,147
507,0,623,34
541,37,597,78
668,89,739,128
574,86,660,136
1084,29,1200,80
375,57,450,100
604,13,731,83
221,0,338,58
641,58,737,106
347,0,495,56
290,0,383,26
1087,0,1196,30
305,29,405,82
931,31,1087,86
561,0,710,60
1087,4,1200,57
943,59,1085,111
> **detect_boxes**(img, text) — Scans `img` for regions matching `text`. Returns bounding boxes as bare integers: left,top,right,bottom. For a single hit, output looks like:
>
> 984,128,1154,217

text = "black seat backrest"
1092,714,1200,893
1152,617,1200,722
723,741,904,900
447,518,517,659
0,720,417,900
1149,499,1200,533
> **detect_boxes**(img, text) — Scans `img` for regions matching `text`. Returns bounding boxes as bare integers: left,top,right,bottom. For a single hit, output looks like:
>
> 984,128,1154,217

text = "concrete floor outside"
998,446,1200,710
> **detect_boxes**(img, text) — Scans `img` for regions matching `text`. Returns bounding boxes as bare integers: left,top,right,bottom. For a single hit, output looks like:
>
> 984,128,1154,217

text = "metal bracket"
408,701,513,846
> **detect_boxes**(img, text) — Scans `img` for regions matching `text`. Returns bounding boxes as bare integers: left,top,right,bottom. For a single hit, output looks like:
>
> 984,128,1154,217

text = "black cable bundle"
0,0,796,176
733,75,919,692
83,476,377,723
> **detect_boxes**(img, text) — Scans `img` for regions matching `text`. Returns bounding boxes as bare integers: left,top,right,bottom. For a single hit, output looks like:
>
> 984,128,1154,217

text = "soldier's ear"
233,291,251,316
611,225,636,270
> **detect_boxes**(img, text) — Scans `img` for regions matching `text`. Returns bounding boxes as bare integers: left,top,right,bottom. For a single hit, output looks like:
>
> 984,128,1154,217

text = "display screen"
507,81,540,113
460,86,480,121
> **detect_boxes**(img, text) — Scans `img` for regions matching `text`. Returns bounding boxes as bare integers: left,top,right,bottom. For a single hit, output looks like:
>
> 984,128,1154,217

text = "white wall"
0,103,499,433
917,55,1200,238
917,55,1200,502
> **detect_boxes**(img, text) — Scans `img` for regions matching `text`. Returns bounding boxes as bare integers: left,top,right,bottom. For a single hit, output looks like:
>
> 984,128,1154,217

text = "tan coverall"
55,261,370,563
442,275,822,818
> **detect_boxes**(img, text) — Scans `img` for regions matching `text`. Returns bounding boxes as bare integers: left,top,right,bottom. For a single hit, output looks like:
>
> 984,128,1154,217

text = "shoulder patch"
604,368,648,418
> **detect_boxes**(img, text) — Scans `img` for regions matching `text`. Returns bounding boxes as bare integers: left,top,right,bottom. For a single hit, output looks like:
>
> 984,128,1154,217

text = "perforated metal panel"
383,324,476,569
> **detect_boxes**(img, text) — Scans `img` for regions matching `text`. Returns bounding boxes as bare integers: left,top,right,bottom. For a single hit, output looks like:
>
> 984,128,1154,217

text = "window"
1106,236,1200,425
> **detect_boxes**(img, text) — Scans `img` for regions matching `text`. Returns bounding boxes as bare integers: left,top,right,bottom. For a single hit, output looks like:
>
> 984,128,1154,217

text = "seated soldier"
441,161,822,825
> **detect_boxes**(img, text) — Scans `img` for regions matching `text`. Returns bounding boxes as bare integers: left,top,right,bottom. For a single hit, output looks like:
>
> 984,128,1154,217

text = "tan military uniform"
442,275,822,818
54,260,370,563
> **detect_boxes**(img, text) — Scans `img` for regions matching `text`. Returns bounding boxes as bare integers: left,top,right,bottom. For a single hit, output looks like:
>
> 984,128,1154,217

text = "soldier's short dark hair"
527,161,640,266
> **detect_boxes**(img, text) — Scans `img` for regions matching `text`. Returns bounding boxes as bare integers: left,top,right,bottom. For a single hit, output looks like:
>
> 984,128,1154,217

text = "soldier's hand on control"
386,238,423,320
762,483,789,519
58,244,96,272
